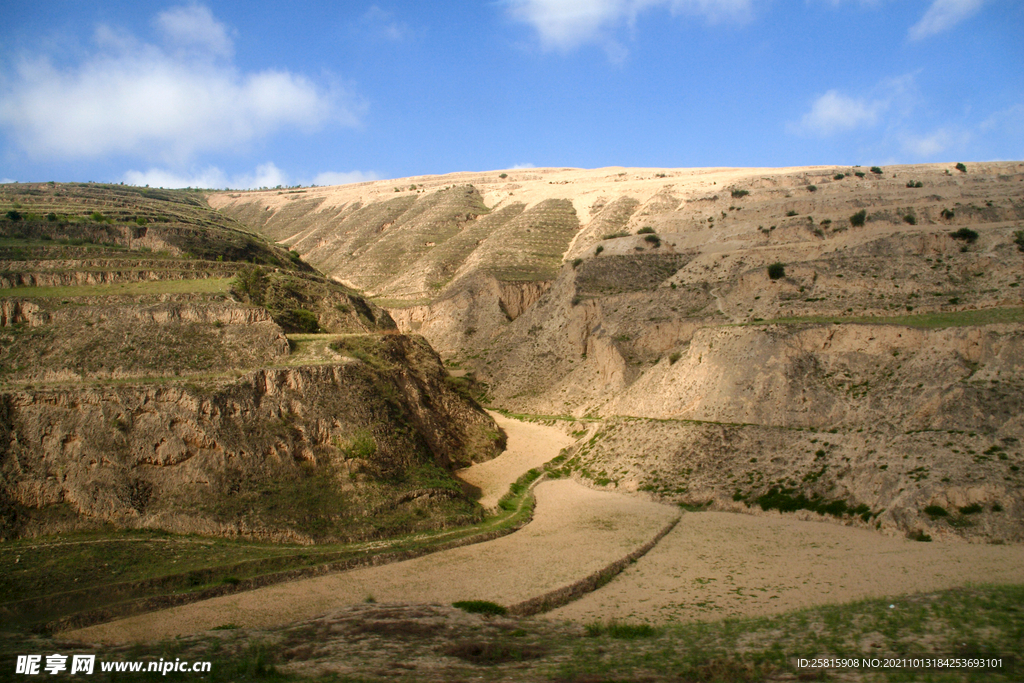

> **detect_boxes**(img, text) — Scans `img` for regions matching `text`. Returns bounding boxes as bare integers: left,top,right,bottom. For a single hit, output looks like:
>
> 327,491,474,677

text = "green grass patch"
749,306,1024,329
497,467,543,511
4,278,232,298
585,621,660,639
2,583,1021,681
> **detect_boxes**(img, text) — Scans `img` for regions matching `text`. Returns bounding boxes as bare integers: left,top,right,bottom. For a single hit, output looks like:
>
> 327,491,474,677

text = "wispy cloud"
123,162,288,190
360,6,410,42
790,90,886,136
908,0,985,40
123,164,379,190
155,4,234,59
312,170,380,186
788,74,918,137
0,4,361,163
899,128,970,157
507,0,755,53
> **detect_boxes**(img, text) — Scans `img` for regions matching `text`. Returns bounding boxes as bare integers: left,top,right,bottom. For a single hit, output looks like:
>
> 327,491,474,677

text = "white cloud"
0,5,359,163
908,0,985,40
507,0,754,52
312,170,379,186
155,4,234,59
123,164,379,190
789,74,919,137
123,162,287,190
790,90,886,136
1,178,16,184
900,128,969,157
361,6,410,42
511,162,536,169
980,103,1024,133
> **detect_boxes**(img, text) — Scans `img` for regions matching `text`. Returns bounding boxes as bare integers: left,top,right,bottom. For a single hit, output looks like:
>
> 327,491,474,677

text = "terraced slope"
212,162,1024,542
0,183,502,543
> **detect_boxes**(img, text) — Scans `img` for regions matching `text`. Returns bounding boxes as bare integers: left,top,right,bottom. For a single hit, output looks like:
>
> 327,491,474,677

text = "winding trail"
65,417,679,645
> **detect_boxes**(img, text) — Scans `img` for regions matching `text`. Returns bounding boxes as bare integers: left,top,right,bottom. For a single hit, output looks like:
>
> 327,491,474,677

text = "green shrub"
834,173,845,180
909,530,932,542
90,211,105,222
343,430,377,460
231,265,268,305
955,162,967,173
730,189,749,198
1013,230,1024,253
594,245,604,255
5,210,22,221
849,209,867,227
941,208,955,220
669,352,682,364
906,180,924,188
637,226,656,234
572,257,583,268
854,171,866,178
643,234,661,247
903,213,917,225
786,210,798,217
452,599,507,615
135,216,147,226
807,184,817,192
499,173,508,179
870,166,883,175
950,228,978,243
767,262,786,280
279,308,320,333
924,505,948,517
959,503,983,515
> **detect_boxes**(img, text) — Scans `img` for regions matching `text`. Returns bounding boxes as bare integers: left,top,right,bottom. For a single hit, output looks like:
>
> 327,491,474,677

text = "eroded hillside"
0,183,503,542
212,162,1024,541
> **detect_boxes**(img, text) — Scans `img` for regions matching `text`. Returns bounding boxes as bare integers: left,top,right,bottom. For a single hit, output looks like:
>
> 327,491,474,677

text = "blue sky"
1,1,1021,188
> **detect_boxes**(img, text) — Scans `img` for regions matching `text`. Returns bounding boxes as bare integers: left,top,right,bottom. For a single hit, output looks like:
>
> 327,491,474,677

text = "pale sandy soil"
549,510,1024,624
66,479,678,644
456,411,574,510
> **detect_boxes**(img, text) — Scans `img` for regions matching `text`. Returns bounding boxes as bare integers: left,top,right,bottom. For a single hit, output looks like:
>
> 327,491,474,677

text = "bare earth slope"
212,162,1024,542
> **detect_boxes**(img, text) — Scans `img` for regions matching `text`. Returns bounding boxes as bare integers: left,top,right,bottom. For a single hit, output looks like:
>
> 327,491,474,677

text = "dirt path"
550,510,1024,624
457,412,575,510
65,418,678,645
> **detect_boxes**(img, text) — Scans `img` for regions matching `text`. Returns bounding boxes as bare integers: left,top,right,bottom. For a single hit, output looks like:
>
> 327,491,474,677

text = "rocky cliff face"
0,335,502,542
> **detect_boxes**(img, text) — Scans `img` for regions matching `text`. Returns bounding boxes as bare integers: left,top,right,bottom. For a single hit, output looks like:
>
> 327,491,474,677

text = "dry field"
65,415,1024,658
